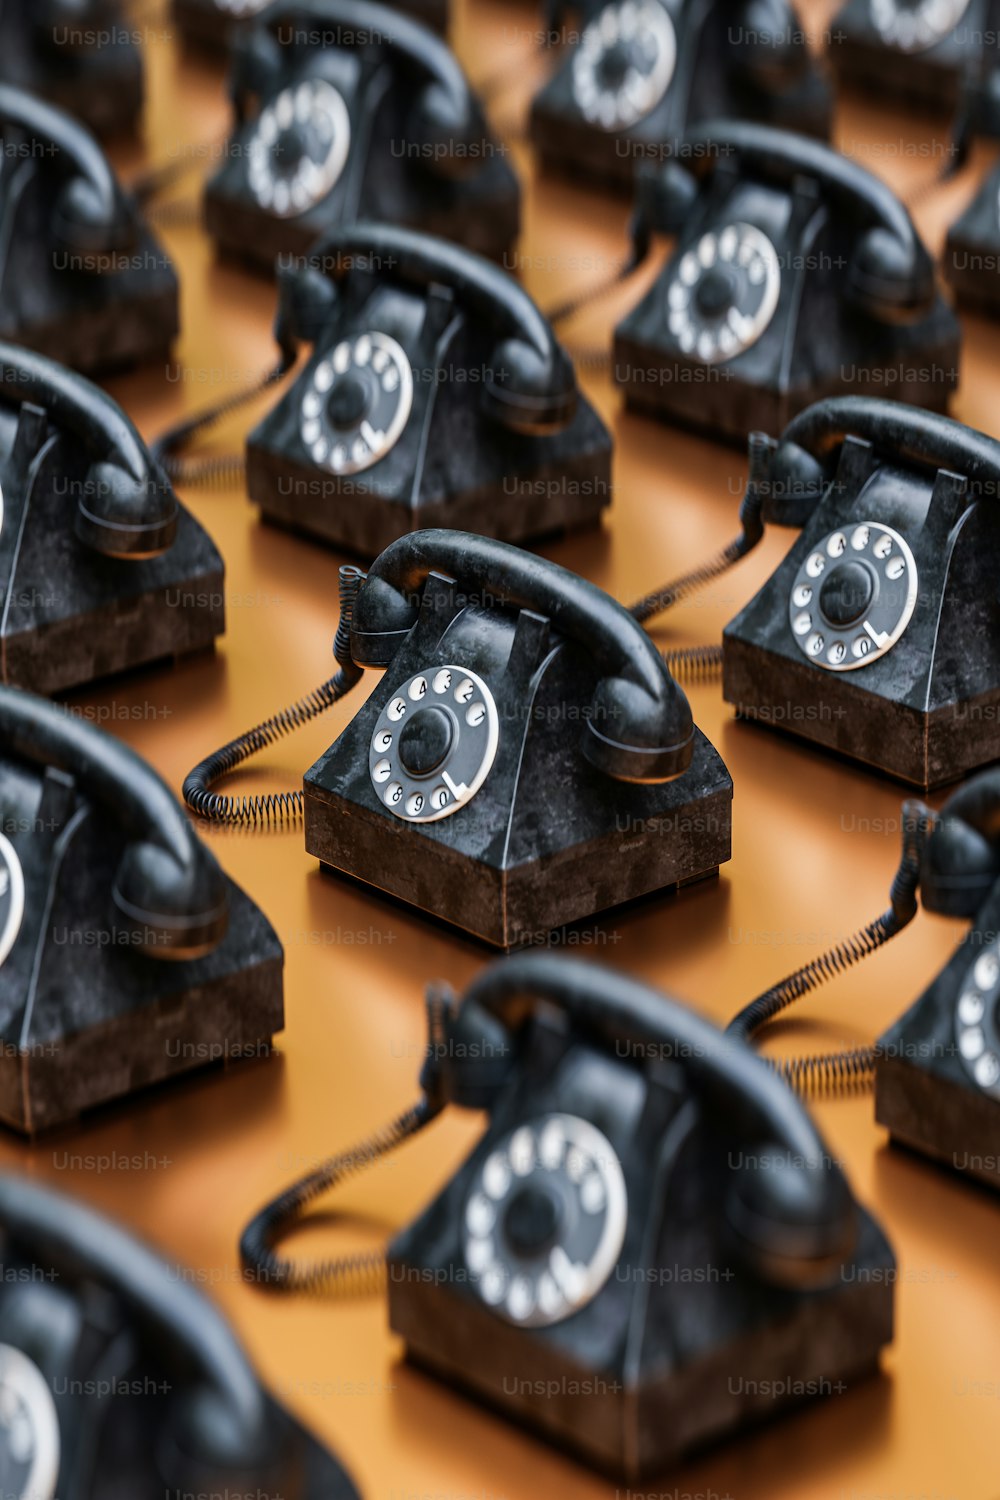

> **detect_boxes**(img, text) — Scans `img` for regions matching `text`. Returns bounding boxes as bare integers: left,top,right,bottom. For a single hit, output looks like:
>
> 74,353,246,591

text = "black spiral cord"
240,989,452,1295
183,565,365,826
726,802,936,1096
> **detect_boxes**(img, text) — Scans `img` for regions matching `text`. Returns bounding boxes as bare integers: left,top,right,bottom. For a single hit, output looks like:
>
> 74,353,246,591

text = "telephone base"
305,727,732,948
612,313,959,446
1,47,143,139
944,164,1000,318
828,14,966,115
721,635,999,790
876,1056,1000,1190
389,1206,894,1478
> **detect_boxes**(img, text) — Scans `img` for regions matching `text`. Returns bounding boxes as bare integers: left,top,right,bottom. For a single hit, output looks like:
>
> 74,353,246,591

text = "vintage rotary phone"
0,687,285,1134
203,0,520,274
529,0,832,191
241,224,613,555
612,122,961,443
719,397,1000,789
829,0,1000,114
728,774,1000,1190
0,86,179,374
0,341,225,696
0,1174,362,1500
240,953,896,1477
0,0,143,137
183,531,733,948
173,0,447,51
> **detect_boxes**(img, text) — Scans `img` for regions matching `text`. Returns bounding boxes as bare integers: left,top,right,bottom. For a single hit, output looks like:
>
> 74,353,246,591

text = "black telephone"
0,686,285,1134
183,531,733,948
829,0,1000,113
612,122,961,443
720,396,1000,788
174,0,448,51
727,773,1000,1190
0,0,143,137
529,0,832,191
240,953,895,1477
0,341,225,696
0,85,179,375
203,0,520,274
245,224,613,555
945,156,1000,314
0,1173,362,1500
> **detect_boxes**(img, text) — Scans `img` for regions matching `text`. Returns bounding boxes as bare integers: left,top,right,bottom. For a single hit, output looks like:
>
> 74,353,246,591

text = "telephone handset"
0,686,284,1133
613,122,960,442
0,0,144,137
0,1173,362,1500
244,223,612,554
727,772,1000,1189
0,340,225,696
183,530,732,947
528,0,832,191
203,0,520,273
0,85,179,374
721,396,1000,788
173,0,448,51
240,953,895,1477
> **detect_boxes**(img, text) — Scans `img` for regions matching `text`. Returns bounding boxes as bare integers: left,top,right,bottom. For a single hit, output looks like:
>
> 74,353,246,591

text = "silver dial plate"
247,79,350,218
464,1114,628,1328
0,1345,60,1500
369,665,499,823
666,223,781,364
954,943,1000,1098
0,833,24,970
788,521,918,671
870,0,970,50
572,0,676,130
299,332,413,475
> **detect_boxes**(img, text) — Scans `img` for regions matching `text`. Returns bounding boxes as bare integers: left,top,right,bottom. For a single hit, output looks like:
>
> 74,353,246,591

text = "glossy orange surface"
2,3,999,1496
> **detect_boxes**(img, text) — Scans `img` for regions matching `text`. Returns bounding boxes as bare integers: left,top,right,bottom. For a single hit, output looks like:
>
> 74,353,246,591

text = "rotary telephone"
727,772,1000,1190
173,0,448,51
0,85,178,375
612,122,961,443
203,0,520,274
0,687,285,1135
241,223,612,555
529,0,832,191
240,953,895,1477
0,1173,362,1500
0,0,143,137
183,530,733,948
0,342,225,697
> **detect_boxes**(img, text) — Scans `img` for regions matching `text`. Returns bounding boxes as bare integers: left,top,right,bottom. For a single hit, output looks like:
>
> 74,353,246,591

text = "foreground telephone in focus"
173,0,448,50
530,0,832,191
722,397,1000,788
0,342,225,696
0,86,179,373
727,775,1000,1190
246,224,613,554
204,0,520,273
613,122,960,441
0,0,143,136
0,687,284,1134
0,1174,362,1500
241,954,895,1477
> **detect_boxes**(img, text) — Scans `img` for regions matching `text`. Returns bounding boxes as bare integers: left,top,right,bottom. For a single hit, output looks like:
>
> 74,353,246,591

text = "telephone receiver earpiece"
0,688,228,958
736,0,812,87
0,341,178,558
282,224,578,433
919,770,1000,917
352,528,695,780
242,0,487,180
428,955,857,1289
0,84,137,256
754,394,1000,528
0,1173,299,1491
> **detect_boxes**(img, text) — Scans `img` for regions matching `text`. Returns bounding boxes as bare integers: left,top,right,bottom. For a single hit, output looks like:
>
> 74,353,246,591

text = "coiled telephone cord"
240,991,451,1295
727,803,934,1097
152,348,297,488
182,566,365,826
660,644,723,683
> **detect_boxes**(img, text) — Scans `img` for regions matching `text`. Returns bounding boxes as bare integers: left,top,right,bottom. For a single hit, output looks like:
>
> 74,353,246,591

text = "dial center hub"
819,561,875,627
398,707,454,777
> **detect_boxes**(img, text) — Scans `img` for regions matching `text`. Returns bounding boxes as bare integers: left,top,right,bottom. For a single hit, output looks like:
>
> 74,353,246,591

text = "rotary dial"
788,522,918,671
369,666,499,822
869,0,970,50
0,833,24,969
247,79,350,218
665,223,781,364
0,1345,60,1500
572,0,676,130
299,332,413,475
954,944,1000,1099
